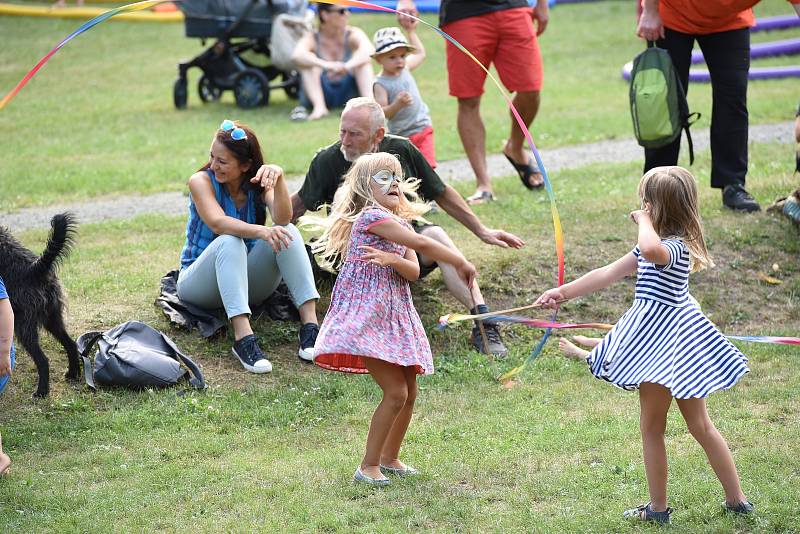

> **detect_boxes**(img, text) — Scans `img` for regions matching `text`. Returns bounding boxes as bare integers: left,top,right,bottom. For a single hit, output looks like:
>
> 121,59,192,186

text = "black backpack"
77,321,206,390
629,42,700,163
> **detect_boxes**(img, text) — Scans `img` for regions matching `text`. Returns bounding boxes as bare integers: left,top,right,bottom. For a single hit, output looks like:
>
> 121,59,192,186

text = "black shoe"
298,323,319,362
724,500,755,515
232,334,272,373
471,322,508,357
723,185,761,212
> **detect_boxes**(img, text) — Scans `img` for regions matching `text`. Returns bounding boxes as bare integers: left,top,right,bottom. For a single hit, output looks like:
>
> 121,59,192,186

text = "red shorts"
442,7,543,98
408,125,436,168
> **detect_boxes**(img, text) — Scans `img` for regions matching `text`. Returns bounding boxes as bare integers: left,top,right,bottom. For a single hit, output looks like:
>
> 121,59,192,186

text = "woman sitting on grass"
177,120,320,373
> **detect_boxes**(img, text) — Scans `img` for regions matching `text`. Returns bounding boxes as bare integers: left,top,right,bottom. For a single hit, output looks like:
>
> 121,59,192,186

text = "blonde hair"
307,152,428,270
638,166,713,272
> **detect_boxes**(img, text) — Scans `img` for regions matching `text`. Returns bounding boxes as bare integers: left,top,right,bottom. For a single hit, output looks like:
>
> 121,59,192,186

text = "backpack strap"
76,330,104,390
683,112,701,165
160,333,207,390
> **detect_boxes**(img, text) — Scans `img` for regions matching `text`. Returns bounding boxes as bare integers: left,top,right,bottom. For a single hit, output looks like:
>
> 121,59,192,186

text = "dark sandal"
503,152,544,190
623,503,672,524
724,500,754,514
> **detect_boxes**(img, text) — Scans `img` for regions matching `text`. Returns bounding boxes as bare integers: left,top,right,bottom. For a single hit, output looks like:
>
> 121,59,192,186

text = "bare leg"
417,226,485,308
298,299,318,325
558,338,589,360
572,335,601,348
230,314,253,341
503,90,542,187
639,382,673,512
0,433,9,475
298,66,329,120
361,358,408,479
351,62,375,99
675,397,748,505
457,96,492,196
380,366,418,468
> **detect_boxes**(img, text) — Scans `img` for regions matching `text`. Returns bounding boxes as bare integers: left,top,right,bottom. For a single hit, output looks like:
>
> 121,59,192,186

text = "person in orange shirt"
637,0,800,213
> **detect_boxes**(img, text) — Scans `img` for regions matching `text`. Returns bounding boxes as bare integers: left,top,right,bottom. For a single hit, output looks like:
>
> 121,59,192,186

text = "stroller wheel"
198,75,223,103
234,69,269,109
173,78,188,109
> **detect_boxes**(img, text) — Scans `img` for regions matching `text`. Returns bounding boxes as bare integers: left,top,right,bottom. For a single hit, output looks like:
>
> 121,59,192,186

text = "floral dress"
314,207,434,375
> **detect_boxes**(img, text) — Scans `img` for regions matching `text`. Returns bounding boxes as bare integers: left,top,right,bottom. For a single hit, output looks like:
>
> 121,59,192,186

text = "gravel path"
2,121,794,232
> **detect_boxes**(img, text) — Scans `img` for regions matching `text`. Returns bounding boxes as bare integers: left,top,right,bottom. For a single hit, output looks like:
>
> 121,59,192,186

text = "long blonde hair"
308,152,428,269
638,166,713,272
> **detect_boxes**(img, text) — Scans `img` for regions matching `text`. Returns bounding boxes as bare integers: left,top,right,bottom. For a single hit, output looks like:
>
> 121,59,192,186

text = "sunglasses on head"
220,119,247,141
371,169,400,194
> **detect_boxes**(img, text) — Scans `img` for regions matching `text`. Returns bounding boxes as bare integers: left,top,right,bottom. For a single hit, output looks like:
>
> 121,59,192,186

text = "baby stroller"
174,0,305,109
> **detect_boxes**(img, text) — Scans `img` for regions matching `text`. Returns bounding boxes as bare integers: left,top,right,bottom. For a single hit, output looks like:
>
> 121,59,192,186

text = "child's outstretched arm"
403,27,426,71
630,206,670,266
0,298,13,378
368,218,477,287
536,252,638,307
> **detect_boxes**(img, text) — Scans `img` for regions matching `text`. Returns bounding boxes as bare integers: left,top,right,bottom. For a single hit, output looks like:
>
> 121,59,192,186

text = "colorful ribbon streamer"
727,336,800,346
0,0,174,111
2,0,567,380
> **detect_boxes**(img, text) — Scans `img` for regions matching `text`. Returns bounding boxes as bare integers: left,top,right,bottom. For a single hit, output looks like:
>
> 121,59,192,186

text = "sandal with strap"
724,500,755,514
290,106,309,122
623,503,672,524
466,190,494,205
503,152,544,190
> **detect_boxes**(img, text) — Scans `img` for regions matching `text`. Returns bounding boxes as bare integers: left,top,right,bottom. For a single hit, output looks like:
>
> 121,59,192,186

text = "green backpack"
629,43,700,163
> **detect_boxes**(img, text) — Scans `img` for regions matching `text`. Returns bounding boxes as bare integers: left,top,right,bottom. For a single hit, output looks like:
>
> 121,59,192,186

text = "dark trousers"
644,27,750,190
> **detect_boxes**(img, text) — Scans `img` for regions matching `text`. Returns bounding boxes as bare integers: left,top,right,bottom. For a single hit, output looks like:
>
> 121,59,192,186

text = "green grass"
1,1,799,208
2,1,800,531
1,143,799,531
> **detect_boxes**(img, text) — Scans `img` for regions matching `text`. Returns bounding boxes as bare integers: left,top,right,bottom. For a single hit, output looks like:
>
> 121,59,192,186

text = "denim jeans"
177,224,319,319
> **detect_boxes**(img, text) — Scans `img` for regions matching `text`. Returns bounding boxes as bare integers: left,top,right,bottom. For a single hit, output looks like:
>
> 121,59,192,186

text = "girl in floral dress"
312,152,477,486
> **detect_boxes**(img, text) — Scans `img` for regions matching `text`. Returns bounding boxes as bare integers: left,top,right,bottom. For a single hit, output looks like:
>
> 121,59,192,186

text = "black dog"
0,213,80,398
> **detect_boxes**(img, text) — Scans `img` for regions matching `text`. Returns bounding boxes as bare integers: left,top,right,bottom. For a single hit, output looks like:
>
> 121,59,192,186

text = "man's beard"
340,142,380,162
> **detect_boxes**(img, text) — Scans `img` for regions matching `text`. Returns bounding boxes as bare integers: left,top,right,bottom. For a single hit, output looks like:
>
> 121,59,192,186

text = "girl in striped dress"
536,166,752,524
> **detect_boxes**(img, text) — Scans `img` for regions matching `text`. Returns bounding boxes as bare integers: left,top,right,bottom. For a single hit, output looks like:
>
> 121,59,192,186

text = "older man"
290,97,525,356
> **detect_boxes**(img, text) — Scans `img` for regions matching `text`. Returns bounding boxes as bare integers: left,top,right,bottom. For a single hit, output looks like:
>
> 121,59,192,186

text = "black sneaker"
471,322,508,357
232,334,272,373
724,500,755,515
298,323,319,362
723,185,761,212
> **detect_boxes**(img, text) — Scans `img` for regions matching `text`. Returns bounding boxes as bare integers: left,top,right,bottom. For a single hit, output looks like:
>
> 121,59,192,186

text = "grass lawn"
0,1,799,208
1,0,800,532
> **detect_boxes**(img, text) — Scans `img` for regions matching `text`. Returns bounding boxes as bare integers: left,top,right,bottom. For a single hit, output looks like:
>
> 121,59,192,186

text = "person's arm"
532,0,549,37
188,172,294,252
630,207,670,266
369,217,477,287
637,0,664,41
0,299,13,378
374,82,412,119
404,28,426,71
434,185,525,249
359,244,420,281
252,164,292,225
291,192,308,222
792,1,800,18
535,252,639,307
292,31,332,70
794,113,800,143
344,27,374,72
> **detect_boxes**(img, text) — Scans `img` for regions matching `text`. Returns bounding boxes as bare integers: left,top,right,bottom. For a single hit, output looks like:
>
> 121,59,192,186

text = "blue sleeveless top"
180,170,264,268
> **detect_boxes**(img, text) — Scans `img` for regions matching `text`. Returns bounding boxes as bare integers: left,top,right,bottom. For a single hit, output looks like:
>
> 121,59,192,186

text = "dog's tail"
31,212,78,279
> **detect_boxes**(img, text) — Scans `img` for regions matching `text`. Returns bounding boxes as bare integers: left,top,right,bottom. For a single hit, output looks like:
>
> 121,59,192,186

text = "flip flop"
466,191,494,205
504,153,544,190
289,106,309,122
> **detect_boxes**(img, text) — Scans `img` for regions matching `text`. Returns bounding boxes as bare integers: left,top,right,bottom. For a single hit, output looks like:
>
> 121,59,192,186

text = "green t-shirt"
298,134,446,211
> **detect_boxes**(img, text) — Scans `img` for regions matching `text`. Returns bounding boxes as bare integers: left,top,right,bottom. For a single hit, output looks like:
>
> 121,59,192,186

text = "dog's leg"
45,314,81,381
17,328,50,398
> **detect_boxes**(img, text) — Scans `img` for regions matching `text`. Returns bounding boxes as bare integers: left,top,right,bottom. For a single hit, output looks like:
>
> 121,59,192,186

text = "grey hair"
343,97,385,132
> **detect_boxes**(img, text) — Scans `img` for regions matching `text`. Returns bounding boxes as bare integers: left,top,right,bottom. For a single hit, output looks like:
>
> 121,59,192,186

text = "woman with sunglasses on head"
177,120,321,373
310,152,477,485
290,2,374,121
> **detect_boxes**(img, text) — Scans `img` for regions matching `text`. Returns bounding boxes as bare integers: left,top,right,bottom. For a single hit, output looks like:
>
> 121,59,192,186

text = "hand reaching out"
535,287,566,309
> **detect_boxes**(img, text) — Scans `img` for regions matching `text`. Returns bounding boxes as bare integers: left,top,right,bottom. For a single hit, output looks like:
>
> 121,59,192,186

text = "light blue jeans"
177,224,319,319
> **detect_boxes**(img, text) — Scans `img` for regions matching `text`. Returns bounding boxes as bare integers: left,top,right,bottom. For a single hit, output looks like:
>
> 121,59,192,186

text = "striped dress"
586,239,749,399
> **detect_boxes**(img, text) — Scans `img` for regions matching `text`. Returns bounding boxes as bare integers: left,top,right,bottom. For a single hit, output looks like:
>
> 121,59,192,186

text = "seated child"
371,21,436,168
